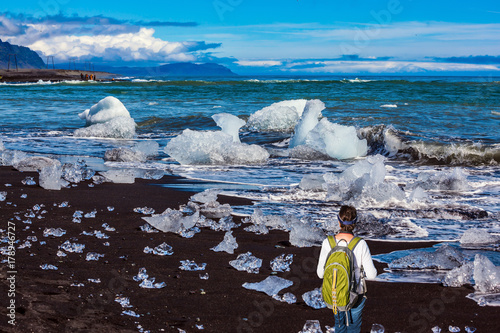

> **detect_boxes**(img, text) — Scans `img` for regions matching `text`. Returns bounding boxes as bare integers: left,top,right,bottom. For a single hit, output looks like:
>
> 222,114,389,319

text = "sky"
1,0,500,75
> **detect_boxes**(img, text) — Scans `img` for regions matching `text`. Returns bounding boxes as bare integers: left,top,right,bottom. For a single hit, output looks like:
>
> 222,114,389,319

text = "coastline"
0,166,496,332
0,69,118,83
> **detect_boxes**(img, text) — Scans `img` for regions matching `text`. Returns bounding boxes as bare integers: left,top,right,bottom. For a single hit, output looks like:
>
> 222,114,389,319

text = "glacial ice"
133,267,166,288
324,154,405,204
413,168,470,191
115,296,133,308
99,169,136,183
460,228,498,245
304,118,368,160
22,176,36,186
0,192,6,201
212,113,246,143
165,129,269,165
143,242,173,256
289,100,325,148
190,189,220,204
302,288,327,309
473,254,500,293
134,140,159,157
197,215,240,232
143,209,199,234
59,240,85,253
134,207,155,215
289,222,325,247
443,262,474,287
39,164,69,190
78,96,131,125
74,116,136,139
179,260,207,271
298,320,323,333
272,292,297,304
43,228,66,237
299,174,326,192
242,208,291,232
229,252,262,274
211,231,238,254
270,254,293,272
62,160,95,183
388,244,466,270
86,252,104,261
199,201,232,219
105,147,147,162
40,264,58,270
1,149,27,167
448,326,460,333
13,156,61,172
246,99,308,132
242,276,293,296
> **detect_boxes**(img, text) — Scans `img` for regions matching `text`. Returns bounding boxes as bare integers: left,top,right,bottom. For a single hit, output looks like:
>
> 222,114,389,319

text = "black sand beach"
0,69,117,83
0,166,497,332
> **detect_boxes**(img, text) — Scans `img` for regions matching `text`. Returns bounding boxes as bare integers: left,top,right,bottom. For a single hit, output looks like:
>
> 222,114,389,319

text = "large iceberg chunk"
389,244,466,270
74,116,136,139
13,156,61,172
290,100,325,148
304,118,368,160
212,113,246,143
473,254,500,293
242,276,293,296
246,99,308,132
413,168,470,191
142,209,199,234
78,96,131,125
39,164,69,190
165,129,269,165
460,228,498,245
289,222,325,247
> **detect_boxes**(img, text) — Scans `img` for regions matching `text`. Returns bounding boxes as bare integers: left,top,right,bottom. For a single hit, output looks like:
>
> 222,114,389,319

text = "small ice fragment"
103,242,110,246
190,188,220,204
58,201,69,207
140,223,159,233
371,323,385,333
199,273,209,280
20,193,27,199
94,231,109,239
302,288,326,309
243,276,293,296
56,250,67,257
230,252,262,274
33,204,41,211
122,310,140,317
325,326,335,333
133,267,149,281
0,192,7,201
71,283,85,287
102,223,116,232
195,324,204,330
86,252,104,261
431,326,442,333
270,254,293,272
179,260,206,271
18,240,32,249
40,264,58,270
88,278,101,283
211,231,238,254
27,236,37,242
272,292,297,304
299,320,323,333
73,211,83,218
43,228,66,237
115,296,133,308
134,207,155,215
178,329,187,333
144,242,174,256
107,206,114,211
22,176,36,185
59,240,85,253
448,326,460,333
465,327,476,333
84,210,97,218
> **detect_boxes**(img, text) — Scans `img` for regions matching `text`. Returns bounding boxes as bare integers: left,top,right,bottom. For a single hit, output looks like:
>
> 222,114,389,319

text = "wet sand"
0,69,117,83
0,166,496,332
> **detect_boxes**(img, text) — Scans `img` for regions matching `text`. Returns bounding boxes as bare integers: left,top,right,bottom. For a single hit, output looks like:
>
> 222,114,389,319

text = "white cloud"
236,60,282,67
10,27,212,62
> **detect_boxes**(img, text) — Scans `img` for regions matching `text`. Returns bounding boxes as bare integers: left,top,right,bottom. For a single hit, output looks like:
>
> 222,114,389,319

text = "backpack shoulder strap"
347,236,362,252
327,235,336,249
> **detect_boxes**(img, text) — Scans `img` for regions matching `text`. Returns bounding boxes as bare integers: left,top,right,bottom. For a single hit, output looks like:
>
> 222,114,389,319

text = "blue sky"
1,0,500,74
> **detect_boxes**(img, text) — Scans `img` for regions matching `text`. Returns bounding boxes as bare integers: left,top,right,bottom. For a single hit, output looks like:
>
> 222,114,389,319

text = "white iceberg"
165,129,269,165
74,116,136,139
290,100,325,148
246,99,308,132
78,96,131,125
212,113,246,143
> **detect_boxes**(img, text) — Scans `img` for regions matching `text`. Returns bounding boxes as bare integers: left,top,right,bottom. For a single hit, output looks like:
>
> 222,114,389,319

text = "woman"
316,205,377,333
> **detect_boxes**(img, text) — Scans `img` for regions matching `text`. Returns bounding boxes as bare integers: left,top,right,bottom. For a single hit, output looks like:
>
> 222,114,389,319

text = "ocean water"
1,75,499,245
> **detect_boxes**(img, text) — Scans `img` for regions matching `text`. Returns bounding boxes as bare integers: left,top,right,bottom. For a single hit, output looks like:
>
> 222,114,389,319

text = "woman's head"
338,205,357,233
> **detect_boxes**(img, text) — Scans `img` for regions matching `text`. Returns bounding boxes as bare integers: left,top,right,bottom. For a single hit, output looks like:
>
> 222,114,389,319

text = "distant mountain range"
0,39,46,69
94,62,237,77
0,39,236,76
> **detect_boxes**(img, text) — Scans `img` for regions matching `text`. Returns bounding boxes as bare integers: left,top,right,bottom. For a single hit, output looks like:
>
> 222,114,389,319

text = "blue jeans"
333,296,366,333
